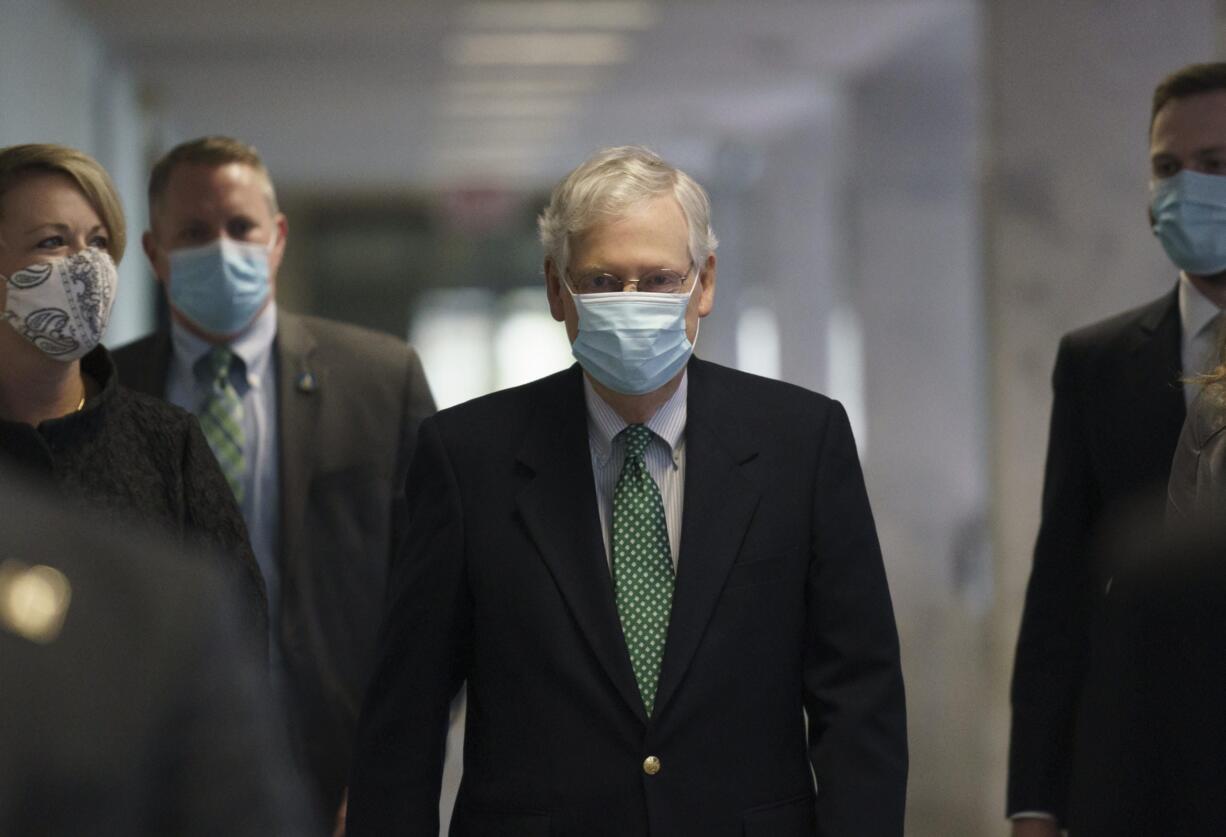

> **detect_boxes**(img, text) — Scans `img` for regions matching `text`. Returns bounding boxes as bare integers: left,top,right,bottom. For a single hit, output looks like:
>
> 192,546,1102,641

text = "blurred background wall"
2,0,1222,833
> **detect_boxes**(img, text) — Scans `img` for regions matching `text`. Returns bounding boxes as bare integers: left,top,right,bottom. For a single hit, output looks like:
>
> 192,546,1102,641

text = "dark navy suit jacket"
348,358,907,837
1009,290,1186,828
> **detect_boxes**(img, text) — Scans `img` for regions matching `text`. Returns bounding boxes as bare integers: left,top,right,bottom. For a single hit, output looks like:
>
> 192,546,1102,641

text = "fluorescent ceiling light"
449,32,631,65
432,145,558,163
445,78,600,98
435,119,576,139
461,1,658,30
442,96,581,118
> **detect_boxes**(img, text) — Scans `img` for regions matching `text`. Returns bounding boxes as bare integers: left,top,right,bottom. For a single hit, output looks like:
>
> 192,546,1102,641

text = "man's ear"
696,253,717,318
142,230,167,285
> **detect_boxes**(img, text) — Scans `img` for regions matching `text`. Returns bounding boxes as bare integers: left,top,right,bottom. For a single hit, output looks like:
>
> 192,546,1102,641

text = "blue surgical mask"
568,280,699,395
1150,170,1226,275
167,235,274,336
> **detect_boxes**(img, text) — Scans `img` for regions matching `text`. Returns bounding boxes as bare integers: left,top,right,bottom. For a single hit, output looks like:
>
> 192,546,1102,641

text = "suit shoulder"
430,367,576,434
692,359,841,417
280,313,429,406
1060,291,1175,358
285,313,415,355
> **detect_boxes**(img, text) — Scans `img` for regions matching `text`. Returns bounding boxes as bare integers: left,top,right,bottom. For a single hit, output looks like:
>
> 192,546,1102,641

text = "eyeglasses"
565,261,695,295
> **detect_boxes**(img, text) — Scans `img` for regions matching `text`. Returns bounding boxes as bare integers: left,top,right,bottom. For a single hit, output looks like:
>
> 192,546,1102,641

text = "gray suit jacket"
112,310,435,822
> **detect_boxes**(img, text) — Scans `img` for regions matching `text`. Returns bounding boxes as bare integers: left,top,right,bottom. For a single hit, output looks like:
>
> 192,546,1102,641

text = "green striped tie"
198,347,245,503
612,424,675,716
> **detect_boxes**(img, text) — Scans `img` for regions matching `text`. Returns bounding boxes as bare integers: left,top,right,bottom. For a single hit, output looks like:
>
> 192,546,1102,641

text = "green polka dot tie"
612,424,675,716
198,347,245,503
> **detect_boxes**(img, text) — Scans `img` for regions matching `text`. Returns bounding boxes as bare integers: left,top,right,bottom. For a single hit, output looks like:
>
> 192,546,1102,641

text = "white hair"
537,146,718,272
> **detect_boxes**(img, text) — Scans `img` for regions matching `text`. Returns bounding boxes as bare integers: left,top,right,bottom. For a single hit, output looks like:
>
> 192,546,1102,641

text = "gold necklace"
76,380,86,412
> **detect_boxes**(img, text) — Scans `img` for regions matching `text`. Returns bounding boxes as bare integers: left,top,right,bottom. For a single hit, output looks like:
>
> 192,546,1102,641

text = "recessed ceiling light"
436,116,573,133
433,145,555,161
444,78,600,98
461,2,658,31
448,32,631,65
442,96,582,118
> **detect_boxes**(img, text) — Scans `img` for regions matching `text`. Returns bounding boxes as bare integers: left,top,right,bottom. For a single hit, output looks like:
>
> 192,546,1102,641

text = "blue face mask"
568,280,699,395
1150,170,1226,275
167,236,274,336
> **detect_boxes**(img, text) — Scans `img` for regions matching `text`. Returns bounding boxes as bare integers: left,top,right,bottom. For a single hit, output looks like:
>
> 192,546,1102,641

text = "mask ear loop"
685,262,703,349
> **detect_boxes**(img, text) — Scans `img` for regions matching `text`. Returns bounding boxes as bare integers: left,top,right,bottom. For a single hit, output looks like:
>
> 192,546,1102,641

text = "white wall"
1,0,153,346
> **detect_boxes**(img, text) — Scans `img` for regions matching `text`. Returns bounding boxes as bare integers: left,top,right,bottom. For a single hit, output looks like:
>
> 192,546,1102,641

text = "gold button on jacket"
642,756,661,776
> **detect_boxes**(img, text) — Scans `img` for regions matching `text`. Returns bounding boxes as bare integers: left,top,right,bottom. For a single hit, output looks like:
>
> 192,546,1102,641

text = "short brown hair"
147,135,278,215
0,144,127,263
1151,62,1226,132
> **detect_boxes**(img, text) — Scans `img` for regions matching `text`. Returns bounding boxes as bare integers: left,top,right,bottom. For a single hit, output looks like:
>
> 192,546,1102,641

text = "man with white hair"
347,146,908,837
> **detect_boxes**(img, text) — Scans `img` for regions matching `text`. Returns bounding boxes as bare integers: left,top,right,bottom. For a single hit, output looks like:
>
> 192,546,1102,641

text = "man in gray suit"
112,136,435,835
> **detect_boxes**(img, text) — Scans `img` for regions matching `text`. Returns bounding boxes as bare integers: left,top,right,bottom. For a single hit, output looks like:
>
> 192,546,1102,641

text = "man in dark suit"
111,136,435,833
1008,63,1226,836
0,472,309,836
347,146,907,837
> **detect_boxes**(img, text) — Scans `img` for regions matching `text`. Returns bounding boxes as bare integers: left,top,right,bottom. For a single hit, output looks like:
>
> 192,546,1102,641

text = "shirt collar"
584,371,688,467
171,302,277,388
1179,272,1223,344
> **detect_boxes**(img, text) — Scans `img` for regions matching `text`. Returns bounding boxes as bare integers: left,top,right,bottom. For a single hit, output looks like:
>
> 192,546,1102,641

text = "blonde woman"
1168,353,1226,521
0,144,265,643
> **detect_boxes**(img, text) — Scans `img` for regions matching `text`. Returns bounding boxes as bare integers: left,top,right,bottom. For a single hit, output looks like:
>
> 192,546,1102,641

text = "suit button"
642,756,661,775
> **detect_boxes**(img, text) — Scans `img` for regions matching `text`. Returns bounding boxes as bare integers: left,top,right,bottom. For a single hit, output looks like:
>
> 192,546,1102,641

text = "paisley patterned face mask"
1,248,118,361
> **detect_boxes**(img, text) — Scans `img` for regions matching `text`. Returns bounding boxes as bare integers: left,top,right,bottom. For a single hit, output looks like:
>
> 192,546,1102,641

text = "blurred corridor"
4,0,1222,833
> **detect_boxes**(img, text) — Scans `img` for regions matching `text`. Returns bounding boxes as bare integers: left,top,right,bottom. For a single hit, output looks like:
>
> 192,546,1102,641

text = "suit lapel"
654,360,760,718
275,313,322,576
1127,288,1186,451
514,367,648,724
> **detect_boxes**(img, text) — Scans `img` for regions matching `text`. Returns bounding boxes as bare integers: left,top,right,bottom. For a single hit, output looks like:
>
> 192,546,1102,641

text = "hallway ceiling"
69,0,963,190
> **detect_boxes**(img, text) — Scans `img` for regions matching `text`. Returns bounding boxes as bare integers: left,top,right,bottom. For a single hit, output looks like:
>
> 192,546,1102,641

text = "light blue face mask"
568,278,699,395
167,235,274,336
1150,170,1226,276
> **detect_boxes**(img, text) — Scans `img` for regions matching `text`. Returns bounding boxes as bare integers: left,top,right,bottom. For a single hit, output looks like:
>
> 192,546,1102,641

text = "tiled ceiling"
69,0,964,190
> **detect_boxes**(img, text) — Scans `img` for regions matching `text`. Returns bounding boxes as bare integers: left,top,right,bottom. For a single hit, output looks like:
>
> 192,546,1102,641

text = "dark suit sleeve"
347,417,471,836
179,418,269,656
1007,336,1095,822
387,347,437,565
802,401,908,837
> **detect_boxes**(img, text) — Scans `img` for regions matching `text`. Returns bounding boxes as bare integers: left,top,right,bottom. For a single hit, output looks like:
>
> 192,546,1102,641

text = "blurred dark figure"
1065,514,1226,837
0,473,308,836
113,136,435,834
1009,62,1226,836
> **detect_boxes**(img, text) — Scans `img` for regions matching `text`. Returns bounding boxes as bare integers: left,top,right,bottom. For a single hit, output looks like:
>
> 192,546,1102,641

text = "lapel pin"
0,560,72,644
296,371,318,394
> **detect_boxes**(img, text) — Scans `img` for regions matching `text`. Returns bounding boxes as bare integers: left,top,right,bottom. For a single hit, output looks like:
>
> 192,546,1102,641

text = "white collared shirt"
1179,272,1226,405
584,372,688,571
